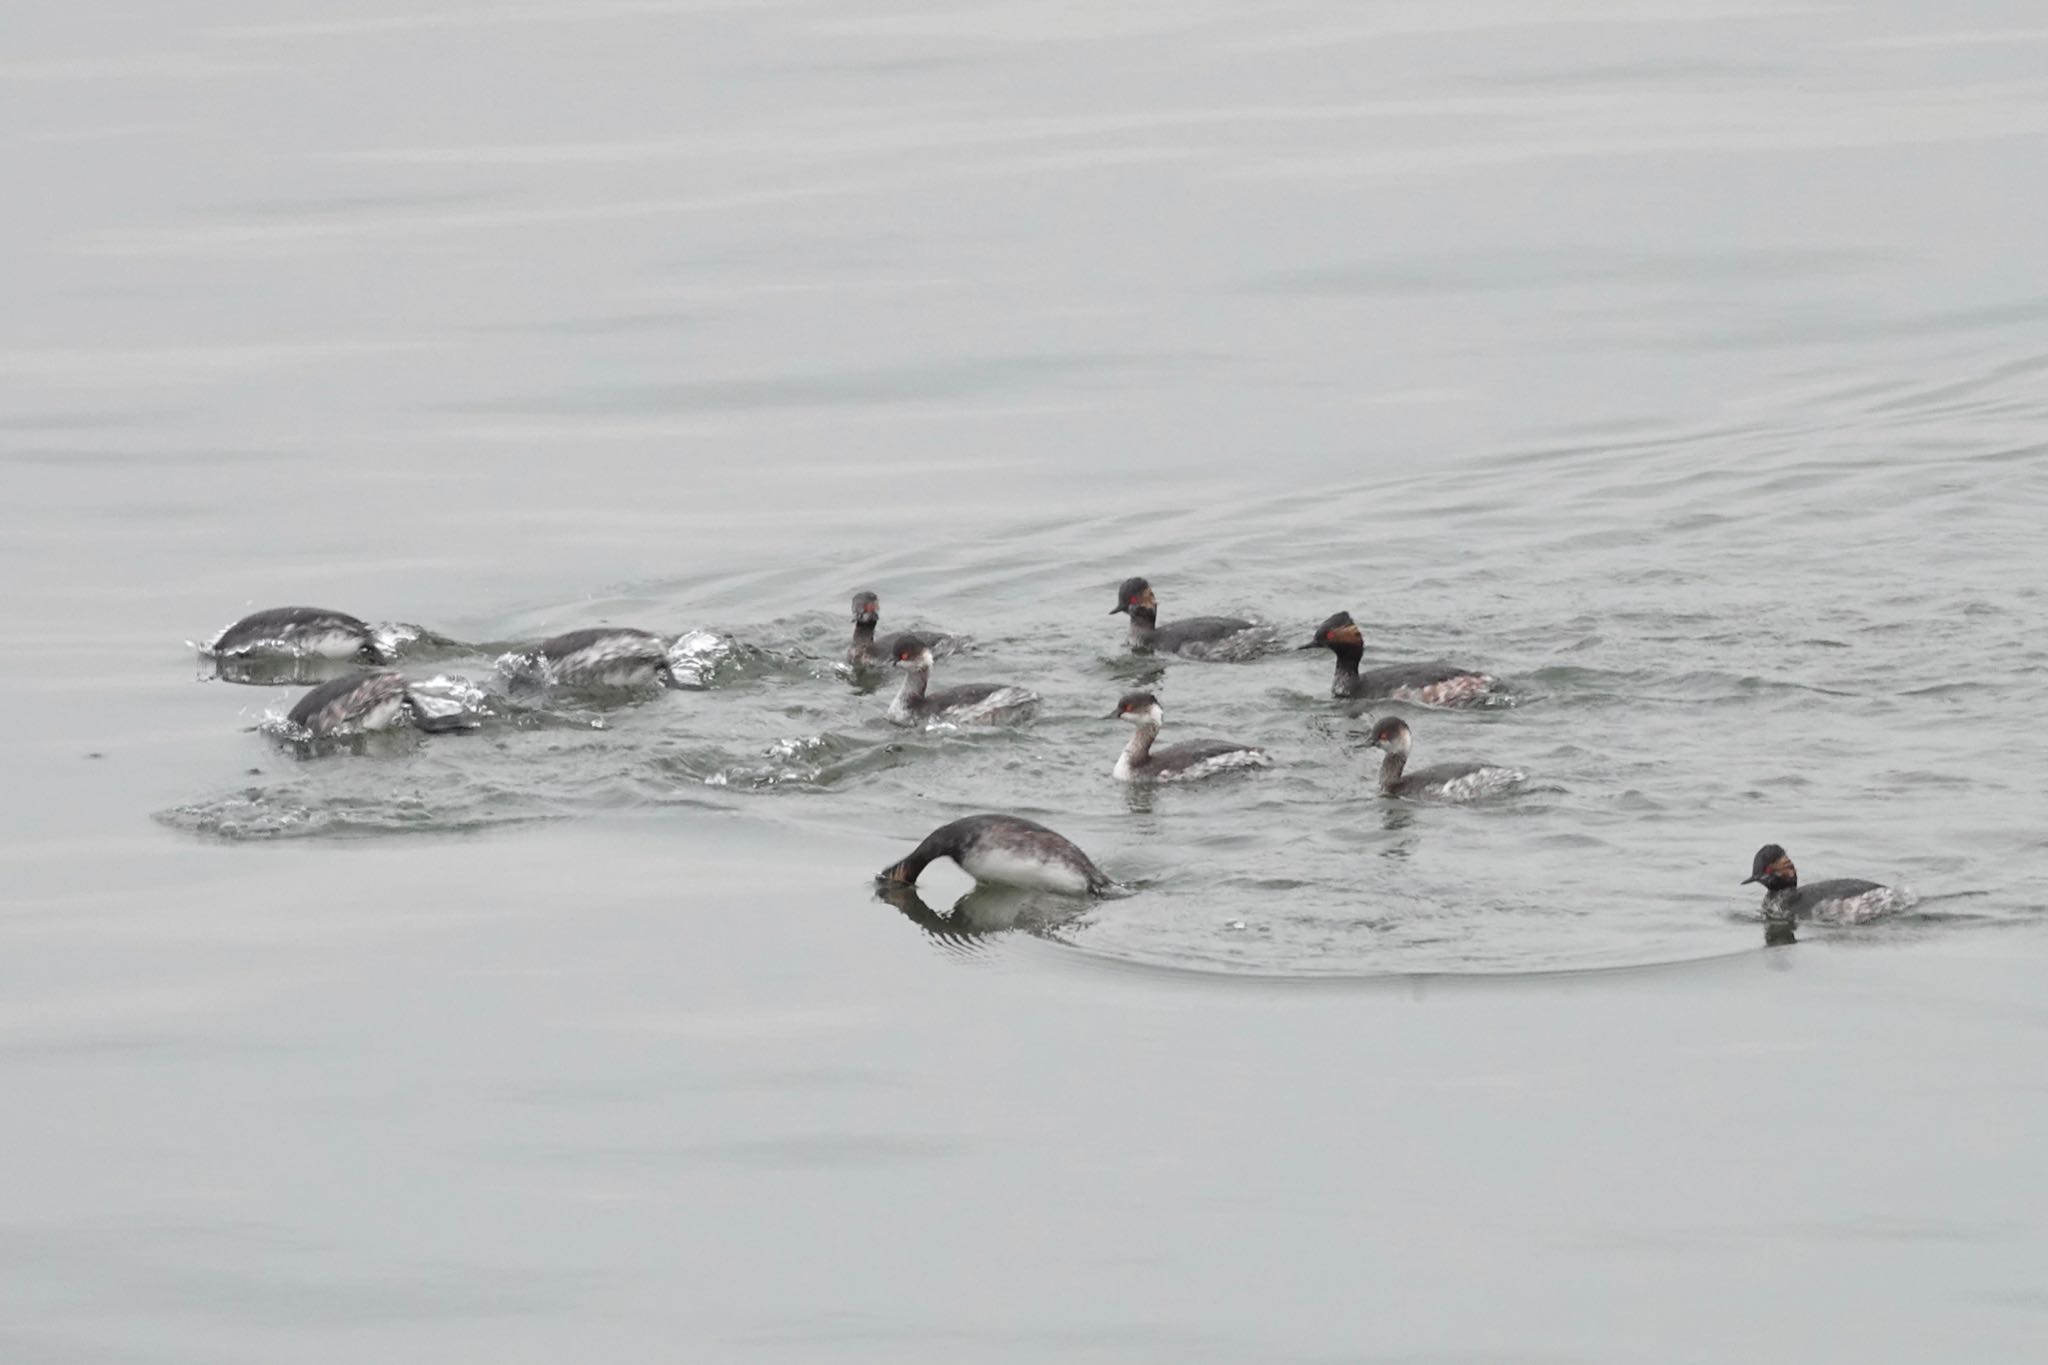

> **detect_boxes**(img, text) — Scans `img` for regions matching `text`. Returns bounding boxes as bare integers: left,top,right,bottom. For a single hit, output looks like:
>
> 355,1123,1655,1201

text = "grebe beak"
1740,873,1762,885
1102,707,1123,719
1109,602,1129,615
1296,639,1323,651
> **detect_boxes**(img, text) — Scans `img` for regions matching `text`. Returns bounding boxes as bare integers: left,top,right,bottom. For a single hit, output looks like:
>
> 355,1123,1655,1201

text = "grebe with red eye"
1362,716,1523,801
1300,611,1498,705
1109,576,1261,658
847,589,957,668
1743,844,1907,924
1106,691,1270,782
885,634,1037,725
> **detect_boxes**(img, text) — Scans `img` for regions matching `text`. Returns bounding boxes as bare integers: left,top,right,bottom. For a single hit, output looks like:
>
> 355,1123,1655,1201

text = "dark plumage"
210,606,381,661
1109,576,1256,657
1743,844,1897,924
285,670,472,738
532,627,672,688
1299,611,1496,704
1362,716,1523,801
884,634,1036,725
877,814,1110,896
1107,690,1269,782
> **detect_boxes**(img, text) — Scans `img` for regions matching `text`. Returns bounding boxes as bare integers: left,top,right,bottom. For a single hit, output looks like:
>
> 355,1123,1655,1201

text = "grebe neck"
1121,719,1160,769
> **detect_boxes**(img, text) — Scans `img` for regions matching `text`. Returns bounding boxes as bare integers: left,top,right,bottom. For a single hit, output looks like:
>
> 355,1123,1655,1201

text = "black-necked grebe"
1744,844,1904,924
847,590,956,668
847,590,884,666
1109,576,1258,658
1363,716,1523,801
521,627,673,688
878,814,1110,895
285,670,473,738
885,634,1037,725
1107,691,1270,782
1300,611,1497,705
208,606,383,662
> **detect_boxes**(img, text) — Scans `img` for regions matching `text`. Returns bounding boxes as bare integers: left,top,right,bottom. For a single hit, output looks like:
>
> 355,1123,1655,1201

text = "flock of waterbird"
197,576,1907,937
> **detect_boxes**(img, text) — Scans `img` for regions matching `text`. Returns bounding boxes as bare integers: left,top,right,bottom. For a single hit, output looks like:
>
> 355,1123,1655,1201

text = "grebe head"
1743,844,1798,890
851,590,879,627
887,633,935,669
1109,577,1156,616
1106,690,1164,726
1299,610,1363,653
1364,716,1412,755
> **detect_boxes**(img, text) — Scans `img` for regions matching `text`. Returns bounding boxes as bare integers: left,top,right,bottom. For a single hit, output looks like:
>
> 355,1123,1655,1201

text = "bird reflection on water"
872,880,1093,954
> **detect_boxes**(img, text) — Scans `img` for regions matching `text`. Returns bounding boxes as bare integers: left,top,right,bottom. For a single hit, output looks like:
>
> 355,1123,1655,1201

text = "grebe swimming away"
1300,611,1498,705
1362,716,1523,801
284,670,474,739
1743,844,1905,924
1109,577,1260,658
1106,691,1270,782
878,814,1111,895
885,634,1037,725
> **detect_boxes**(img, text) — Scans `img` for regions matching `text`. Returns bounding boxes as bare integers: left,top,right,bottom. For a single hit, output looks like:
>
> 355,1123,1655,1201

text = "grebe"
1106,691,1270,782
208,606,383,662
1362,716,1523,801
284,670,474,738
885,634,1037,725
1300,611,1497,705
878,814,1111,895
1743,844,1904,924
1109,577,1259,658
510,627,674,688
847,591,885,666
846,589,957,667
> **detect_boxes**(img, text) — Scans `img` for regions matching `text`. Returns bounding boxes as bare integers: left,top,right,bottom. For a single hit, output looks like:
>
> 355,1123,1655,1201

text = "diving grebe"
878,814,1111,896
508,627,674,689
284,670,474,738
208,606,383,662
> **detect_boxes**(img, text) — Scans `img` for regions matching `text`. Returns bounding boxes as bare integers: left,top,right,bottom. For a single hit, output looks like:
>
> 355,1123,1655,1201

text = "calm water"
5,1,2048,1359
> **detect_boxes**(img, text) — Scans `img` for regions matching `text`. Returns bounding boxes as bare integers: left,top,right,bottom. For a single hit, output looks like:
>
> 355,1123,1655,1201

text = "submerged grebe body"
1109,576,1257,658
878,814,1111,896
527,627,672,688
1363,716,1523,801
1744,844,1903,925
285,670,472,738
884,634,1037,726
1107,691,1270,782
1301,611,1497,705
210,606,382,662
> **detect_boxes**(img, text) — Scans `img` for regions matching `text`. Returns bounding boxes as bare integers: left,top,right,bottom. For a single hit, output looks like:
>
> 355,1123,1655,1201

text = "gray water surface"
4,1,2047,1359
